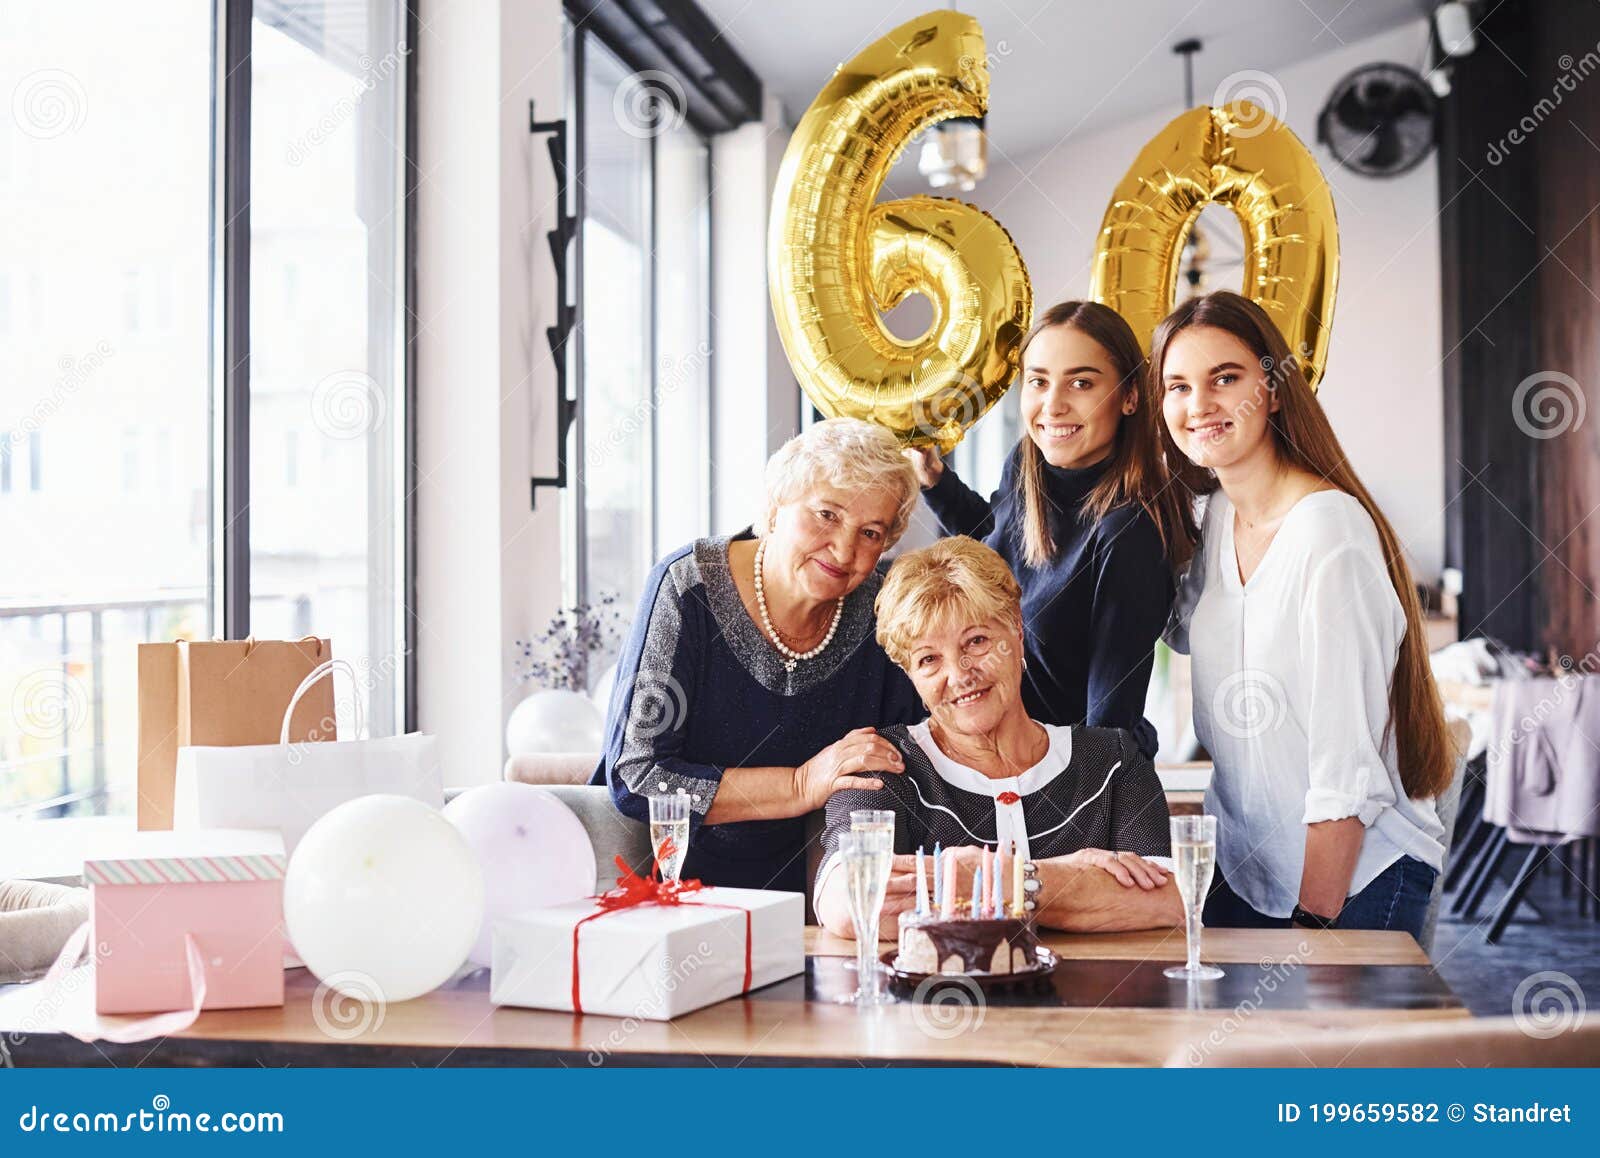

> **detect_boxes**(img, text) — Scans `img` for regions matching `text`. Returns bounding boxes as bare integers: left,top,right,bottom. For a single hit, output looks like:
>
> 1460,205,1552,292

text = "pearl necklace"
753,537,843,673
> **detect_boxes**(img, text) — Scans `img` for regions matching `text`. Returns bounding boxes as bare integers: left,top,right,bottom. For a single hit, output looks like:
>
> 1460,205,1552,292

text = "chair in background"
1554,838,1598,920
1418,718,1471,954
1444,676,1600,941
1441,753,1488,892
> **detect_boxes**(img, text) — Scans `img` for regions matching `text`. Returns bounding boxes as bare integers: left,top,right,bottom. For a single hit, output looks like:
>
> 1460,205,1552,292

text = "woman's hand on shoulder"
1065,848,1170,890
793,727,905,811
903,446,944,489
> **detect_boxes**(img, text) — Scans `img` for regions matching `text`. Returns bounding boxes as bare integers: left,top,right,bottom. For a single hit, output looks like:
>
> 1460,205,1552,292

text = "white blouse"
1168,490,1444,918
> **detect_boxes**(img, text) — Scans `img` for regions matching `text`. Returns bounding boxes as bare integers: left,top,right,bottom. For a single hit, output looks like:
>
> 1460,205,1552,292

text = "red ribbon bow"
570,839,752,1014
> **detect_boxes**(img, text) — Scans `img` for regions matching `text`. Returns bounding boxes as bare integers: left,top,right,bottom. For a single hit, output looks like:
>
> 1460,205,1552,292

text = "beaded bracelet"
1021,860,1042,917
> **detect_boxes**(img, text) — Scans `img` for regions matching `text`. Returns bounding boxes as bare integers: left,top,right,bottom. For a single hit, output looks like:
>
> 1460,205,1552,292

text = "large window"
572,30,711,608
0,0,411,819
248,3,408,738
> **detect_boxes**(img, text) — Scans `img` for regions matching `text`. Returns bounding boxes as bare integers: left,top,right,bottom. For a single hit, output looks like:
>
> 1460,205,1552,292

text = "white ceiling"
696,0,1427,155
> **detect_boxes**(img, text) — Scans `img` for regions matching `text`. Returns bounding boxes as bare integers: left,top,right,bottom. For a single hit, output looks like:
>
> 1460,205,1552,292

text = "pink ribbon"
33,922,209,1043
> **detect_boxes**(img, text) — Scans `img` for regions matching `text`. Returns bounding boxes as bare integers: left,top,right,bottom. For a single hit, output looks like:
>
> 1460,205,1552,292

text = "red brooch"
996,791,1021,806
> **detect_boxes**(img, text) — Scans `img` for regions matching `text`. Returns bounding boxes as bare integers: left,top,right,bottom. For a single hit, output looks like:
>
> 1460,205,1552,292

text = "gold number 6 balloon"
1090,102,1340,390
767,10,1033,451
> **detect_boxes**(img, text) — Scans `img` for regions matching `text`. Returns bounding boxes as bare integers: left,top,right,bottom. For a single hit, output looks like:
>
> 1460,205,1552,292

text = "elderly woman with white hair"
599,418,925,892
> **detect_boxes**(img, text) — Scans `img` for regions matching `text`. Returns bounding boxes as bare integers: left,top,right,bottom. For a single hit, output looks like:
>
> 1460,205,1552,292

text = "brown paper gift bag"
136,638,336,830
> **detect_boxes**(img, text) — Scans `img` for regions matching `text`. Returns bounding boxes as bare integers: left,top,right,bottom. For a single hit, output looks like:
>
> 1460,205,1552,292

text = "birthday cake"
895,915,1040,976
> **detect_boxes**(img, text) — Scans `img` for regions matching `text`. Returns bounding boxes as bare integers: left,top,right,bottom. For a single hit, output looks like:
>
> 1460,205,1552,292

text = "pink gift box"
87,852,286,1015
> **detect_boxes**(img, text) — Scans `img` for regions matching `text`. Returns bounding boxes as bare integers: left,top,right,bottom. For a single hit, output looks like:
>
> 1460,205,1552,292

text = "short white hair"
761,418,919,546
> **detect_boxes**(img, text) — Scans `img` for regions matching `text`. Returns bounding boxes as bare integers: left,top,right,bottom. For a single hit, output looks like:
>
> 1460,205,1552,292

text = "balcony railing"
1,591,311,819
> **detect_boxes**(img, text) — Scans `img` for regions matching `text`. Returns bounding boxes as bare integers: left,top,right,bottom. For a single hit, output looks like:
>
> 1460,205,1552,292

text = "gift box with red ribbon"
489,857,803,1021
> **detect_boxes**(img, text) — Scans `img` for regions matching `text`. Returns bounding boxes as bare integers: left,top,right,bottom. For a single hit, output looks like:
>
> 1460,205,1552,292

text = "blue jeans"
1203,855,1438,941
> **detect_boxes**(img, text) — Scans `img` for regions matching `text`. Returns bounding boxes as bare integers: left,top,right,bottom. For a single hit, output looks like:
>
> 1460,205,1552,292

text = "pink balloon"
443,783,597,966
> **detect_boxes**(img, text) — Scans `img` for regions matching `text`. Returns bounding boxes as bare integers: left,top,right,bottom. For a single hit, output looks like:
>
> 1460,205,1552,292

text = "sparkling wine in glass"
837,829,896,1006
849,809,895,839
647,792,691,884
1165,814,1224,981
841,810,894,972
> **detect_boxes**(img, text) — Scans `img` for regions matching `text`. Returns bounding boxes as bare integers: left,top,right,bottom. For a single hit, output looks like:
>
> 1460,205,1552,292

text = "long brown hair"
1150,290,1454,800
1015,301,1197,570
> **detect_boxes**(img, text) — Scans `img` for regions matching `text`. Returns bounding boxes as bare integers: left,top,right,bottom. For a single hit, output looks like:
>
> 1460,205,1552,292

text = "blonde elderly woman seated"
815,536,1185,937
599,418,924,893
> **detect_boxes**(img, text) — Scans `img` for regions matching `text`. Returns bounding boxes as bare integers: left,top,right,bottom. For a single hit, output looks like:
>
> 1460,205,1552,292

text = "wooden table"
1,928,1466,1068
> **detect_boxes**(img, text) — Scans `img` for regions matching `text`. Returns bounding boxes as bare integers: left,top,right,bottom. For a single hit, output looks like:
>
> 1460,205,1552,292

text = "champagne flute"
836,829,896,1006
647,792,691,884
840,810,896,969
1164,814,1224,981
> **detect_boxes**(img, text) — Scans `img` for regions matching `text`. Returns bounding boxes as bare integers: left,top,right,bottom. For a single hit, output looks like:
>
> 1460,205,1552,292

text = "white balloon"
443,783,598,967
505,688,603,755
285,795,484,1004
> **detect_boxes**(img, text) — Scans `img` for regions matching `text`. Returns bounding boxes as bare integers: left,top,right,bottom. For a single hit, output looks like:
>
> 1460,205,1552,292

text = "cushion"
0,879,90,984
504,753,599,787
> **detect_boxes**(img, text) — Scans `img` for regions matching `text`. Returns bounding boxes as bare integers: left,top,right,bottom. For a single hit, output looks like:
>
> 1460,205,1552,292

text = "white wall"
710,92,800,536
416,5,799,783
415,0,566,787
965,18,1446,579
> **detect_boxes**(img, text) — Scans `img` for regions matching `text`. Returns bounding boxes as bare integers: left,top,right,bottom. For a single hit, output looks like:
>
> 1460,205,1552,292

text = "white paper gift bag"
173,659,443,853
490,886,804,1020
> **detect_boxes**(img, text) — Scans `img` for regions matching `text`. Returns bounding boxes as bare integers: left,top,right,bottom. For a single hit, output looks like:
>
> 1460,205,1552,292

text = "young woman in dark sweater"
906,301,1195,757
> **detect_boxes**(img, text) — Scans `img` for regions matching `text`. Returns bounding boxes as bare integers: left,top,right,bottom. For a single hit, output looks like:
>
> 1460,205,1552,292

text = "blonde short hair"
761,418,919,546
875,536,1023,667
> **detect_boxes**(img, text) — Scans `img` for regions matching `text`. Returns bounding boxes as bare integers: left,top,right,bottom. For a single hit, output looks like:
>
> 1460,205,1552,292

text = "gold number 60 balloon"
1090,102,1340,390
768,11,1033,452
770,12,1341,449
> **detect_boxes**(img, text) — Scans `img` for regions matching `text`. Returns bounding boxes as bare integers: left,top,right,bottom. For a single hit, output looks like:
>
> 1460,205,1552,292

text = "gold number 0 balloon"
768,11,1033,451
1090,102,1340,390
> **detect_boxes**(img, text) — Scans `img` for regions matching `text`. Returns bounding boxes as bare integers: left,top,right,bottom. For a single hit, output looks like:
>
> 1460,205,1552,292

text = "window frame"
211,0,418,727
566,20,715,607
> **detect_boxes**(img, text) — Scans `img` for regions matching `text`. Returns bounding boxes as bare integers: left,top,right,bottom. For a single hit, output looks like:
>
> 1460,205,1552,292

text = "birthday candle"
932,841,943,911
993,841,1006,915
1011,839,1024,917
970,866,983,918
941,849,957,918
914,845,929,915
982,845,994,915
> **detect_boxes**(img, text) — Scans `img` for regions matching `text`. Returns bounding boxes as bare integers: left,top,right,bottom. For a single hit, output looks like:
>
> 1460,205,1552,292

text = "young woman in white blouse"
1157,291,1455,938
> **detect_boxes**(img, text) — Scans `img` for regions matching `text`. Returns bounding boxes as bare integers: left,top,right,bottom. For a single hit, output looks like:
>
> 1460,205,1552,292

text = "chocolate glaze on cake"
896,917,1041,975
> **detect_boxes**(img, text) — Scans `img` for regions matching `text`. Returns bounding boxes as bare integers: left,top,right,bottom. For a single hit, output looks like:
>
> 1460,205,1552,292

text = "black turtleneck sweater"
921,447,1174,757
